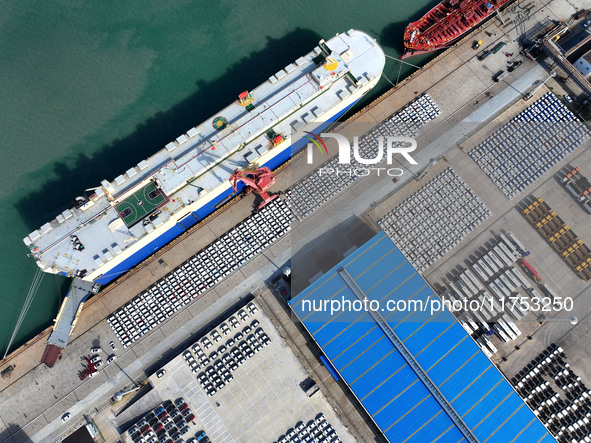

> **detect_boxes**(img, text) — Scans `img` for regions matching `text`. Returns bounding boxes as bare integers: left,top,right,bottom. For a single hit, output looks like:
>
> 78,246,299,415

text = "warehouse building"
290,232,555,443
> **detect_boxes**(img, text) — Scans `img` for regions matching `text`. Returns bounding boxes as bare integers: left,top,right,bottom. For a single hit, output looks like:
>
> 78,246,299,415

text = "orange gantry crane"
229,167,279,210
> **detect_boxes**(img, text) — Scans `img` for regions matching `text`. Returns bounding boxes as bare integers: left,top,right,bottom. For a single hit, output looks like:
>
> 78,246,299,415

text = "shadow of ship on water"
15,28,323,231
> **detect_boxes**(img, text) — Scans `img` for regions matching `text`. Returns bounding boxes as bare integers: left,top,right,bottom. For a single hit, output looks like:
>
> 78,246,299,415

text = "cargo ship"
24,30,385,363
402,0,511,59
25,30,384,286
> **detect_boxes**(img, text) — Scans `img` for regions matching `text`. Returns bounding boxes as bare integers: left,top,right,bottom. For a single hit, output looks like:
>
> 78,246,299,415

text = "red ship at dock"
402,0,512,59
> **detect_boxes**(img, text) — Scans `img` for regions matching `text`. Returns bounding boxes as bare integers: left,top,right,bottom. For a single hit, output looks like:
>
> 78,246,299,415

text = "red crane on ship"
229,167,279,210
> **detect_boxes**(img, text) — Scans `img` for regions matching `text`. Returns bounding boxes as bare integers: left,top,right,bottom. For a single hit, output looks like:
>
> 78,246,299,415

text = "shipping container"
495,279,512,298
479,258,495,277
510,267,531,289
504,269,521,290
488,250,505,270
464,269,484,291
493,245,514,267
459,272,479,295
500,273,517,292
484,255,499,274
471,262,490,282
448,280,472,299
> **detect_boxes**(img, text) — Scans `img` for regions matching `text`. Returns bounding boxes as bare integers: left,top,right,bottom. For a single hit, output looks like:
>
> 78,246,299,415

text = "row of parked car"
274,414,341,443
197,326,271,396
183,314,271,397
198,303,258,350
128,397,195,443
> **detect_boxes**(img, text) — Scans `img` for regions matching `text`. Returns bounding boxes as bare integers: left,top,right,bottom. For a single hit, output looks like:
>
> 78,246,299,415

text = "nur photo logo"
304,131,419,177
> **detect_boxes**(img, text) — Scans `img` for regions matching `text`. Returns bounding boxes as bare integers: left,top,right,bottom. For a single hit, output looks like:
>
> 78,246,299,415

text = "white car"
109,341,117,351
88,371,98,378
238,310,249,321
211,331,222,343
94,361,103,368
157,369,167,378
220,323,231,336
106,355,117,364
584,20,591,28
247,302,258,314
90,356,102,364
229,317,239,329
61,412,71,422
90,347,102,353
201,338,213,349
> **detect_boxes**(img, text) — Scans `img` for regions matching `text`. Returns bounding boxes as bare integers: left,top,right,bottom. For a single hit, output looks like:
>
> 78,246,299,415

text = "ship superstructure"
24,30,386,285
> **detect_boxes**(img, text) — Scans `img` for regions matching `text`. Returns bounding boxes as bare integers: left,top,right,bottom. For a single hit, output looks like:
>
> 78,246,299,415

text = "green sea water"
0,0,436,356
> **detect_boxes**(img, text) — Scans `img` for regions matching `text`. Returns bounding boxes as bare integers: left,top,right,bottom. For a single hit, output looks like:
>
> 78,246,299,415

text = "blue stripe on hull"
94,98,360,285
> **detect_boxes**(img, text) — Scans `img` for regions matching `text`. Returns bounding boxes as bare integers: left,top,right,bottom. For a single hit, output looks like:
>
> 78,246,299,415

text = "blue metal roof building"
290,232,555,443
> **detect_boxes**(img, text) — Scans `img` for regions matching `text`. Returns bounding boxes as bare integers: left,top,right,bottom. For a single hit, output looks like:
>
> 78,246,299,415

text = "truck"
478,294,494,318
498,317,518,341
448,280,471,299
502,314,522,339
477,334,498,356
457,312,476,335
482,289,502,313
471,309,494,336
459,311,479,333
507,232,529,256
477,49,491,60
507,60,522,72
493,70,510,82
499,233,520,259
488,282,505,302
527,287,544,303
519,258,543,283
541,283,559,302
506,298,525,321
492,321,513,342
457,278,476,297
475,337,495,358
